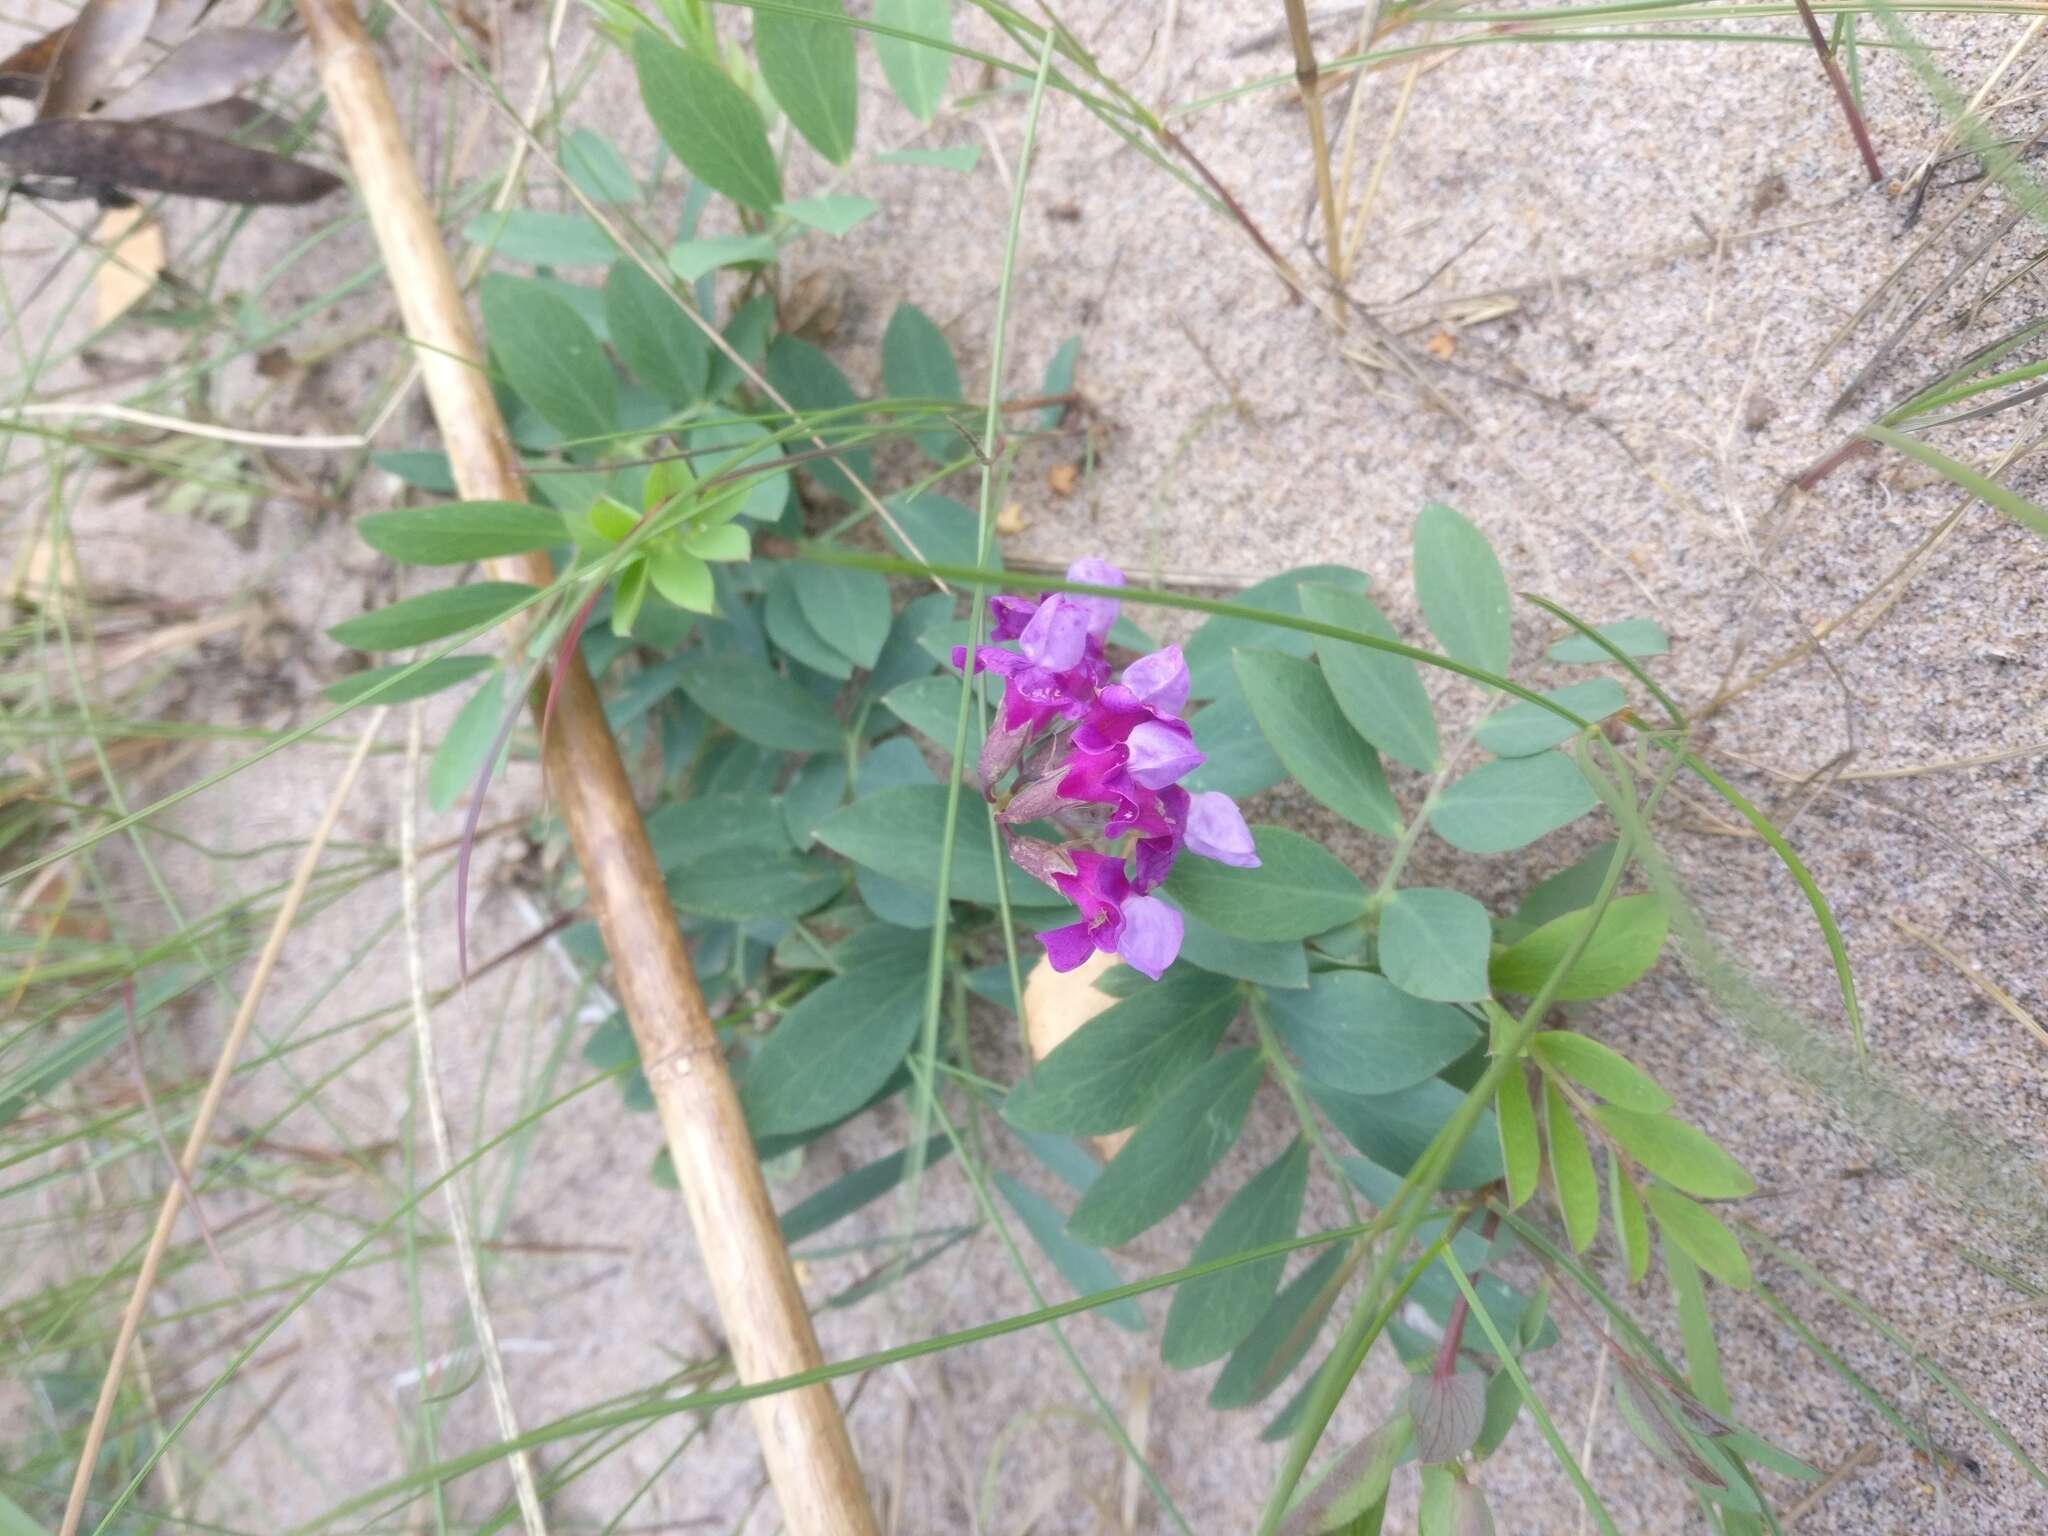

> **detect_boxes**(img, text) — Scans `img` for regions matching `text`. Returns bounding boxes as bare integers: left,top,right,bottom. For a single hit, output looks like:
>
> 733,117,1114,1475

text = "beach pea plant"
310,5,1872,1531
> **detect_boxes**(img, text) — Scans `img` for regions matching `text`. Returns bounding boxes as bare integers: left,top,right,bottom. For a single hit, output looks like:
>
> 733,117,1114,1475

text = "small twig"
1156,124,1309,303
120,980,234,1285
1283,0,1344,282
1782,1442,1882,1529
10,401,365,450
58,709,388,1536
401,705,549,1536
1890,915,2047,1051
1791,0,1882,183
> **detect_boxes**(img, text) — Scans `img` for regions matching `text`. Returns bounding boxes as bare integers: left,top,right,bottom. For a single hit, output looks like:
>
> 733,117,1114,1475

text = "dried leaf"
1022,948,1132,1159
1047,461,1078,496
148,0,217,41
0,118,340,204
37,0,156,119
1406,1370,1488,1463
149,96,292,146
99,28,298,122
0,23,70,98
93,202,164,324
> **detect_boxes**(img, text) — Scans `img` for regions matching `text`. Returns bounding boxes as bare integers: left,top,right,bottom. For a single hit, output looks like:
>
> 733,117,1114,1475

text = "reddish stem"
1792,0,1883,184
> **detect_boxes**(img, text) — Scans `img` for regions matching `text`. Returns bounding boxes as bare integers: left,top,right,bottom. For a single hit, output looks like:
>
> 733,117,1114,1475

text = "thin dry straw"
58,707,389,1536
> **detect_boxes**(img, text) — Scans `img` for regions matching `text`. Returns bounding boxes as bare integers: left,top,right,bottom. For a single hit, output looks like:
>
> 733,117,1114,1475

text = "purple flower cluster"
954,560,1259,981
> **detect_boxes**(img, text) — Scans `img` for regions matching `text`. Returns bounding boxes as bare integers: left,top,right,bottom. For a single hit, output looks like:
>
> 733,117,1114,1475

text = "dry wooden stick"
58,707,389,1536
288,4,876,1532
1283,0,1344,281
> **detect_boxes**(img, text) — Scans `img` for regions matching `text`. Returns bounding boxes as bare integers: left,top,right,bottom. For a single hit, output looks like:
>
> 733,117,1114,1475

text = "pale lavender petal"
1122,644,1189,717
1115,896,1183,980
1125,719,1205,789
1184,791,1260,867
1065,557,1124,640
1019,596,1089,670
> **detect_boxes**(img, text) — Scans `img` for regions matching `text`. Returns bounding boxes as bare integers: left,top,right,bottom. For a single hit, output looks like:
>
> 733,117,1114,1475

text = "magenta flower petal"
1125,719,1205,789
987,594,1040,642
1185,791,1259,867
1019,596,1090,670
1131,833,1179,893
1122,645,1190,718
1037,920,1102,972
1064,557,1124,640
1116,896,1183,979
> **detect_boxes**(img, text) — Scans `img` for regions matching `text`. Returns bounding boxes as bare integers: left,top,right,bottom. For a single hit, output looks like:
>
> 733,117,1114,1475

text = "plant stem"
1791,0,1883,182
1283,0,1346,281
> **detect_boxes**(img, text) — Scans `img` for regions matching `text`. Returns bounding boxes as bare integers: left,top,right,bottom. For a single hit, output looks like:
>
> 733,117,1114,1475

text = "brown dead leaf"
1022,949,1132,1159
93,202,165,325
782,266,846,342
98,27,299,122
5,522,82,606
995,501,1025,536
0,117,341,204
37,0,155,119
1046,461,1079,497
1424,328,1457,360
0,23,70,98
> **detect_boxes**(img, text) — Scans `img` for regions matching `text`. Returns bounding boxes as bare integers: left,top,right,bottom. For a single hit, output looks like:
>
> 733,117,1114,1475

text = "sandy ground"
6,0,2048,1532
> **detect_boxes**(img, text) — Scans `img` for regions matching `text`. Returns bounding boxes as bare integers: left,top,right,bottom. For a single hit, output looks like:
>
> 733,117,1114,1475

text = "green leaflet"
481,274,616,444
1428,752,1599,854
754,0,858,165
1545,1078,1600,1253
1492,894,1668,1001
358,502,567,565
1412,502,1511,677
740,960,926,1135
633,34,781,211
327,582,535,651
1302,582,1439,772
995,1172,1145,1331
1263,971,1478,1096
1162,1139,1308,1368
1162,827,1367,942
1378,887,1492,1003
1595,1107,1756,1200
1066,1049,1263,1246
1233,649,1402,838
1003,969,1241,1136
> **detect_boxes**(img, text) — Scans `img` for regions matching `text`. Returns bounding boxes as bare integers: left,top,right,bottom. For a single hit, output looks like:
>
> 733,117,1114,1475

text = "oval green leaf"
1643,1183,1753,1290
1183,565,1369,701
322,654,492,706
1002,968,1242,1136
1594,1107,1755,1199
1066,1049,1262,1247
1490,892,1668,1001
1309,1076,1503,1190
1264,971,1478,1096
1163,1139,1309,1367
679,650,843,752
1162,826,1369,942
1474,678,1625,758
873,0,953,122
1413,502,1510,676
327,581,534,651
1234,648,1402,838
995,1173,1144,1331
1302,583,1440,772
1378,887,1492,1003
1428,752,1599,855
633,34,781,211
754,0,858,165
882,302,963,461
740,960,926,1135
1545,1078,1600,1253
605,260,709,406
1496,1067,1539,1210
358,501,567,565
480,274,616,444
1530,1031,1672,1113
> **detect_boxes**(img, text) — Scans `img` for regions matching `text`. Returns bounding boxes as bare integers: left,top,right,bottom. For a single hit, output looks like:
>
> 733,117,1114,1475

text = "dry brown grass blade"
92,202,165,325
1890,916,2048,1051
56,708,388,1536
290,1,876,1527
